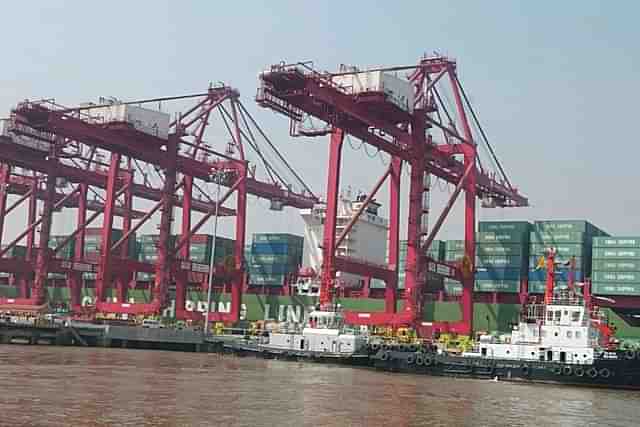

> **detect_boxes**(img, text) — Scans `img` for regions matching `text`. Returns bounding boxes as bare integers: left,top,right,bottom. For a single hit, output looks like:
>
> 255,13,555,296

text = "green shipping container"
474,280,520,293
252,233,304,245
592,248,640,259
444,281,462,295
533,220,607,236
529,231,586,244
477,231,529,244
593,237,640,249
592,259,640,271
592,271,640,284
592,283,640,296
445,240,465,252
530,243,586,257
477,244,526,256
1,245,27,259
478,221,531,234
445,251,465,262
476,255,524,269
49,236,76,260
251,254,301,265
250,274,286,286
529,255,583,267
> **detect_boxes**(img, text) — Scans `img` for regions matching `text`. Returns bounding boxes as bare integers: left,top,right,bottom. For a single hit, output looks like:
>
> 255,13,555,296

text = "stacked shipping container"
137,234,234,281
527,220,607,293
444,240,464,295
475,221,531,293
249,233,303,286
371,240,445,289
592,237,640,296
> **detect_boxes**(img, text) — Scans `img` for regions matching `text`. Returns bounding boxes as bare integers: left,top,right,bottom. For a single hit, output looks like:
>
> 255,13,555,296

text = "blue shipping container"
527,269,584,282
251,242,292,255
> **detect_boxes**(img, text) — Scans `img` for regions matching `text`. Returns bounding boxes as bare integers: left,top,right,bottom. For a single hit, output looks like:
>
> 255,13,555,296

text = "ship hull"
370,351,640,390
219,338,640,390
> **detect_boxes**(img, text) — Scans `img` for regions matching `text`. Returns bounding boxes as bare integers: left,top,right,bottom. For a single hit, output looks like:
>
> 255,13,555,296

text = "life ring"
599,368,611,379
625,350,636,360
553,366,563,375
521,364,530,376
424,356,434,366
406,354,416,364
562,366,573,376
416,355,425,366
587,368,598,378
574,366,585,377
380,351,391,361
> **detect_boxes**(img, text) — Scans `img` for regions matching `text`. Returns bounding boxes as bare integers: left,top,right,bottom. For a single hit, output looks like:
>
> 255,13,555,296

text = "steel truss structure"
257,55,528,335
0,85,317,323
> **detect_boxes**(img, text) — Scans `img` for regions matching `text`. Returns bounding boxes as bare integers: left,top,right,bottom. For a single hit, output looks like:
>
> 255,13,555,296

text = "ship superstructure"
470,290,603,365
298,192,388,295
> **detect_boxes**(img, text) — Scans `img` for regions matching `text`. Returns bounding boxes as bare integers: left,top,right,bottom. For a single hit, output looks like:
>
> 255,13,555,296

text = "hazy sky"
1,2,638,243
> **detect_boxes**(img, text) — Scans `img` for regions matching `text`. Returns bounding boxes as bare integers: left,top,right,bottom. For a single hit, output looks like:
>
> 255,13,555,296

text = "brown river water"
0,345,638,427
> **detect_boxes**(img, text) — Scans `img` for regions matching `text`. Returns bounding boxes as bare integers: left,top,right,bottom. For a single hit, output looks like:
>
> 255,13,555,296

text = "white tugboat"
372,249,640,389
229,304,370,363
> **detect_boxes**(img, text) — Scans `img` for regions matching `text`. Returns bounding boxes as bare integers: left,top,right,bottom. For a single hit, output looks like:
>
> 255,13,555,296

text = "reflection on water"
0,345,637,426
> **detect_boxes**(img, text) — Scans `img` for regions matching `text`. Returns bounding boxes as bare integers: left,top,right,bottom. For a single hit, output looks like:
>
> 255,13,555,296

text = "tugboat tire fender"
574,366,585,377
521,364,530,376
408,344,418,352
371,343,380,352
553,366,563,375
406,354,415,364
625,350,636,360
587,367,598,378
380,351,391,362
416,355,425,366
599,368,611,378
423,356,433,366
562,366,573,376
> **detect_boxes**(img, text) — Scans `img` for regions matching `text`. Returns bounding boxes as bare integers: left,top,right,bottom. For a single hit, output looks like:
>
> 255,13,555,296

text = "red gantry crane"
257,55,528,336
0,85,317,323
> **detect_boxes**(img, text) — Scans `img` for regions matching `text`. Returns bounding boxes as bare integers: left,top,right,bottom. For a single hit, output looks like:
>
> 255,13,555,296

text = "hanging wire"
346,134,363,151
363,143,379,158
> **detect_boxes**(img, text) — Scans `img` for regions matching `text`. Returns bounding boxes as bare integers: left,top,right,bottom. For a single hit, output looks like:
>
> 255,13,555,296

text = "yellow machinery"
438,333,473,353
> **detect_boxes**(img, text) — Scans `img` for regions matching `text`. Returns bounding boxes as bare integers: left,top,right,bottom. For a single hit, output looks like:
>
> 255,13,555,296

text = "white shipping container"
87,105,170,140
332,71,414,113
0,119,51,152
